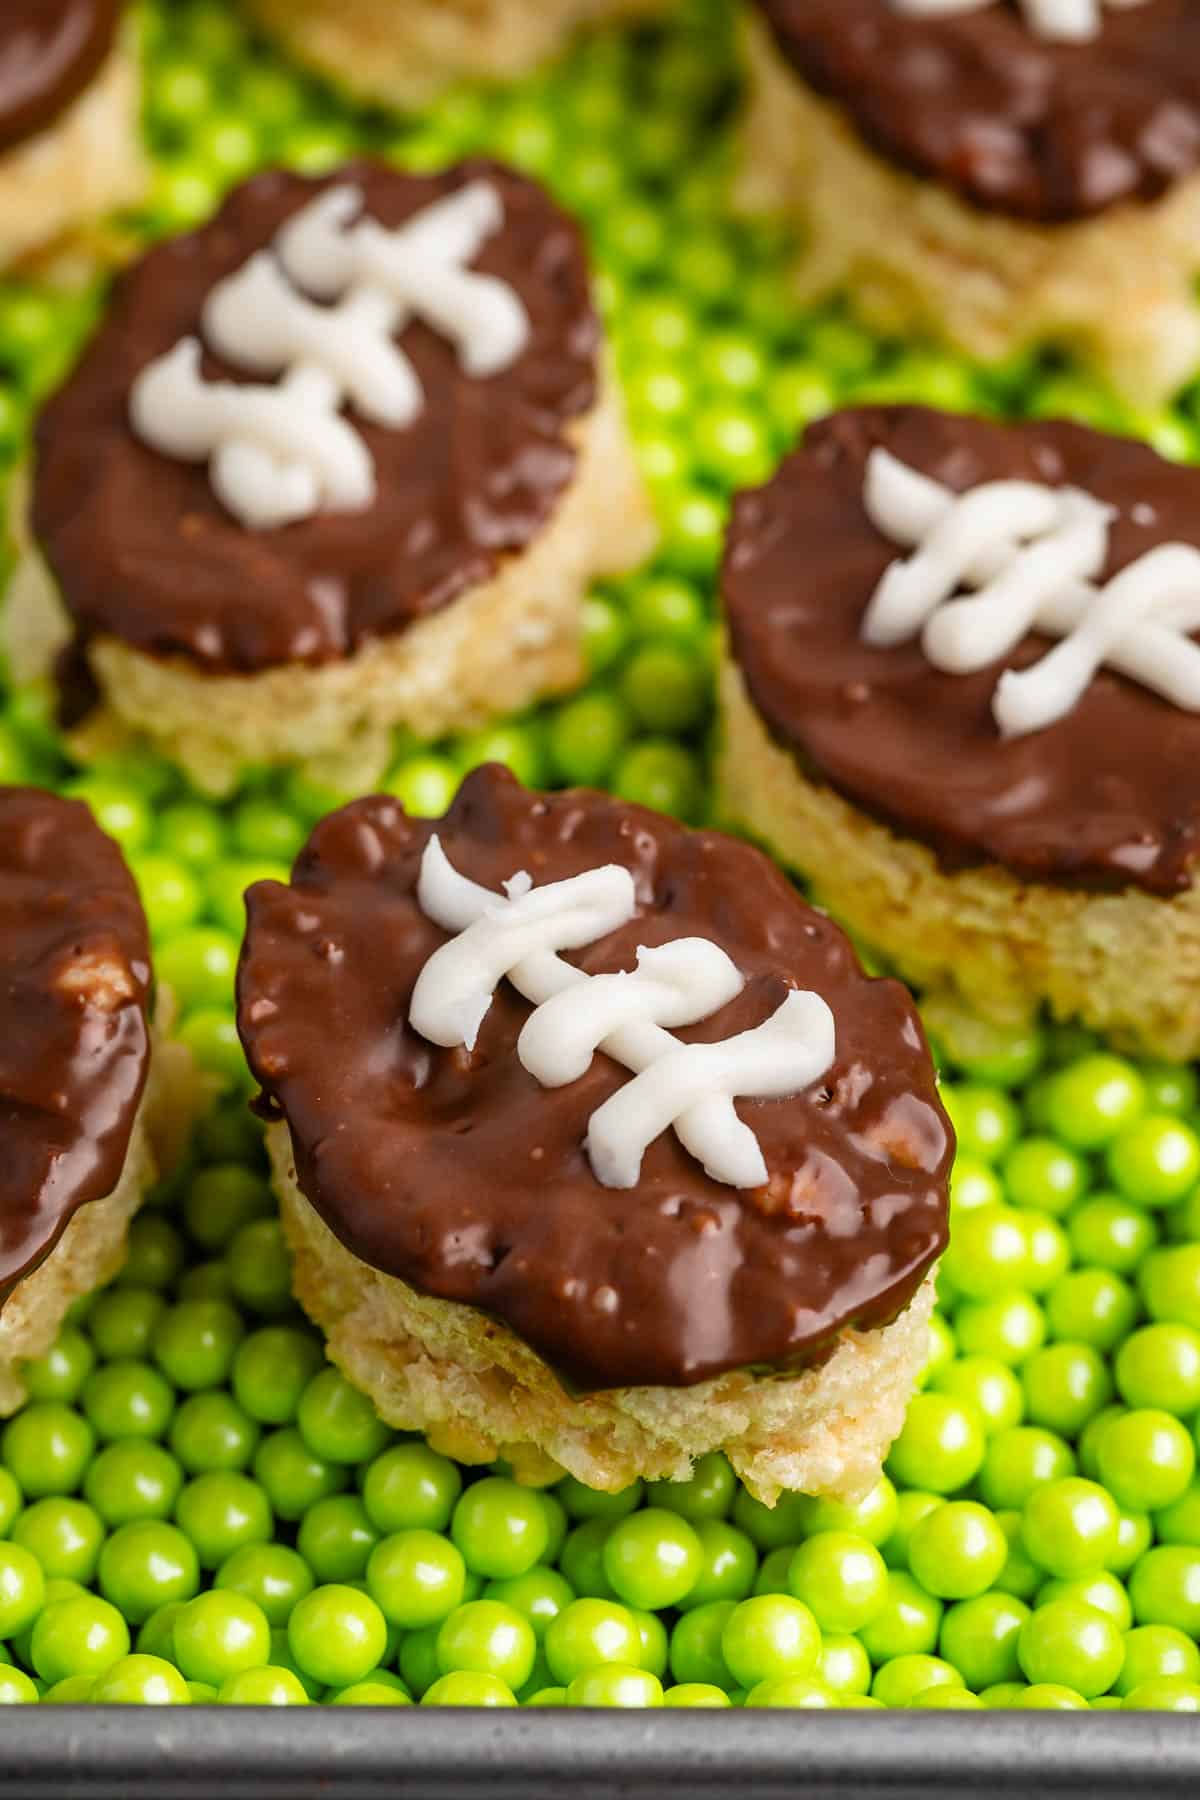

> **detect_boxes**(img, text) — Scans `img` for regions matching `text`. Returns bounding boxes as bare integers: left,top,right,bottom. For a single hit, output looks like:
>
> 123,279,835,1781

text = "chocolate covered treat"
719,403,1200,1058
237,765,951,1502
738,1,1200,405
5,160,655,794
0,788,194,1414
0,2,145,271
243,0,668,111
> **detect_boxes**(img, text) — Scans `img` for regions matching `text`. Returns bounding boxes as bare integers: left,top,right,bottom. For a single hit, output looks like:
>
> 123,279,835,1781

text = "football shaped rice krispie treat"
0,787,191,1415
4,159,655,795
0,1,145,271
719,404,1200,1059
243,0,668,111
237,764,952,1503
738,0,1200,406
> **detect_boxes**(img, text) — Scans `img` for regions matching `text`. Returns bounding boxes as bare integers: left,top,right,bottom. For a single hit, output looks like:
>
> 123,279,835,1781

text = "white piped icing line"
888,0,1151,44
409,836,836,1191
861,447,1200,737
129,180,531,531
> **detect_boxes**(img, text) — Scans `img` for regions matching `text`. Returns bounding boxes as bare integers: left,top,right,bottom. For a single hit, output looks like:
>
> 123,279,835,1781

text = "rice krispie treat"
4,160,655,796
0,787,184,1414
243,0,668,111
718,403,1200,1059
0,1,146,272
237,764,951,1503
738,0,1200,406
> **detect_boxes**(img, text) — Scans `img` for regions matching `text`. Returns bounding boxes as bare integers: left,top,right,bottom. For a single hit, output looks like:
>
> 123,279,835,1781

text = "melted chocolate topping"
0,786,151,1305
31,160,598,676
723,405,1200,896
236,766,951,1392
0,0,119,154
753,0,1200,223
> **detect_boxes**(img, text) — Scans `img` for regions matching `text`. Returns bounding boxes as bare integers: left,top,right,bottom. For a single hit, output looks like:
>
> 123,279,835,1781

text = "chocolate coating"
237,766,951,1392
0,0,119,154
723,405,1200,896
753,0,1200,222
32,160,598,676
0,786,150,1305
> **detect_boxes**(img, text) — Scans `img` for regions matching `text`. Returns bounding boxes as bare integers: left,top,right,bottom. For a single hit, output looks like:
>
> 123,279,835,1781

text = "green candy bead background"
0,0,1199,1710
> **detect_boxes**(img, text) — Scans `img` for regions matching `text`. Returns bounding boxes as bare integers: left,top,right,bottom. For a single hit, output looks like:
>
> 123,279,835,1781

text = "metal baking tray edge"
4,1706,1200,1799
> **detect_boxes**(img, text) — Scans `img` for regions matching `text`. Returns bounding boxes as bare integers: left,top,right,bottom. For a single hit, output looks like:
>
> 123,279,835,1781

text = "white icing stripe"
861,447,1200,736
586,990,836,1192
517,940,745,1089
888,0,1151,41
919,492,1110,674
993,545,1200,736
275,181,529,381
129,180,531,531
129,341,373,528
409,857,637,1054
411,837,836,1191
862,472,1102,652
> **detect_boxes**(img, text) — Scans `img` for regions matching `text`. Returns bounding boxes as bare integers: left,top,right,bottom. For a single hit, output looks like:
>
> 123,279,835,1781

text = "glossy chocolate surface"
723,405,1200,895
0,786,150,1303
237,766,951,1392
0,0,119,154
753,0,1200,222
32,160,598,675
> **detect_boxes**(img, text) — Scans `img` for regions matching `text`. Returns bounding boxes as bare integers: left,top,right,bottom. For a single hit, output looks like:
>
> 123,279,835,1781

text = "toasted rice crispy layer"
718,652,1200,1062
245,0,668,109
270,1122,933,1506
0,34,146,275
0,1027,200,1417
736,12,1200,407
4,372,657,797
